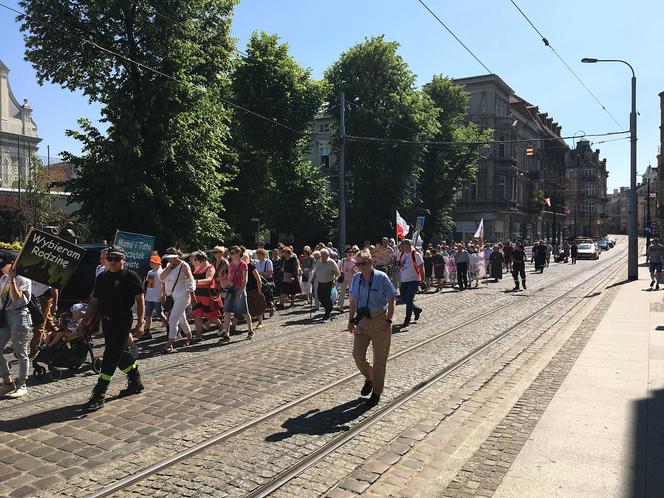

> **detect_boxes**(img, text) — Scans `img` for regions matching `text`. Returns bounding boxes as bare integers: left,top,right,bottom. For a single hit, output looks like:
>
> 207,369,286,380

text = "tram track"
11,252,611,412
82,245,628,498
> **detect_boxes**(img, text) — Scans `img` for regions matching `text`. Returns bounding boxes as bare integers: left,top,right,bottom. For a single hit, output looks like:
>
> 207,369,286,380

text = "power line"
345,130,629,147
415,0,493,74
507,0,624,130
0,2,306,137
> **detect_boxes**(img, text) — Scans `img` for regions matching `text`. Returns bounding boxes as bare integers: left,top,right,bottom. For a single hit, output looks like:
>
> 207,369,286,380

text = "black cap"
106,245,125,257
0,251,17,267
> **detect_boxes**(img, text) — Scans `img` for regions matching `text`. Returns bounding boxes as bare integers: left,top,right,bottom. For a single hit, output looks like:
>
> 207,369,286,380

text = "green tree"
228,31,333,246
19,0,238,248
325,36,439,243
419,75,492,239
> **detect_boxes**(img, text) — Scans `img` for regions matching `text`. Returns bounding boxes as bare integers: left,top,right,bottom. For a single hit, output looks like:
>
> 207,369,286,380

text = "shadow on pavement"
629,388,664,497
265,398,373,442
605,278,636,290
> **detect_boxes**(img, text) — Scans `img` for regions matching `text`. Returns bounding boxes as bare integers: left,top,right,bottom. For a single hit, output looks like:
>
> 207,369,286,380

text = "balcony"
456,199,522,211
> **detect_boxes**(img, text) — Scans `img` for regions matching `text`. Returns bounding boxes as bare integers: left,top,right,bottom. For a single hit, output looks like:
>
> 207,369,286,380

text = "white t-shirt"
30,281,51,298
399,251,424,282
144,267,164,303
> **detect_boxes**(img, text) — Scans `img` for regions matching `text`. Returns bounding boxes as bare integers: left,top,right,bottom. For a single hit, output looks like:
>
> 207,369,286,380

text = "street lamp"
581,57,637,280
250,217,261,244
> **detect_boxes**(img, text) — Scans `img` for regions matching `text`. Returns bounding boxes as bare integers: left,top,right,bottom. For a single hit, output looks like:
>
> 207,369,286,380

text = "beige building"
451,74,568,243
565,140,608,238
0,59,40,193
607,187,628,234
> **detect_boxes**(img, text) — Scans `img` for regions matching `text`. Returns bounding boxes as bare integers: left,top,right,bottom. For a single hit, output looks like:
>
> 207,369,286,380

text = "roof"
451,74,514,97
44,162,74,191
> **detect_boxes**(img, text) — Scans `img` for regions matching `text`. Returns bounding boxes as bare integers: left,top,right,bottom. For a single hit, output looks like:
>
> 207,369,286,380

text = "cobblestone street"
0,242,629,497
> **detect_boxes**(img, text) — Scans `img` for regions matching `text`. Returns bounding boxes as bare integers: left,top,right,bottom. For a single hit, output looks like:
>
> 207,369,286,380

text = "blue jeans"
399,281,421,323
0,308,32,384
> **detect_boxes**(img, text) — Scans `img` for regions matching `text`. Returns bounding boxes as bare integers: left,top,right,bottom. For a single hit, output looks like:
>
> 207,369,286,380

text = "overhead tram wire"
415,0,493,74
0,2,306,138
507,0,624,130
345,129,629,148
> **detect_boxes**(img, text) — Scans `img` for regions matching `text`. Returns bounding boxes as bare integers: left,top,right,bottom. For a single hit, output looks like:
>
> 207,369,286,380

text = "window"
318,123,331,133
585,184,594,196
584,168,592,179
468,179,478,200
586,202,594,215
497,176,506,200
319,145,331,168
498,136,505,158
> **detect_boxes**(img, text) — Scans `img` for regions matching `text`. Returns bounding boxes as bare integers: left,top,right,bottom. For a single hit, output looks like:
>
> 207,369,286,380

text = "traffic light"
526,147,534,156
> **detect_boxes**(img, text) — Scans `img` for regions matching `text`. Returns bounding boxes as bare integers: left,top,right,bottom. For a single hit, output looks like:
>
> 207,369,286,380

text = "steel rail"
85,246,627,498
246,247,628,497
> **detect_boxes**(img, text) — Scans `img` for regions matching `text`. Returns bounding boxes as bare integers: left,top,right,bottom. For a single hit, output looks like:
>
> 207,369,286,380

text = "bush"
0,242,22,251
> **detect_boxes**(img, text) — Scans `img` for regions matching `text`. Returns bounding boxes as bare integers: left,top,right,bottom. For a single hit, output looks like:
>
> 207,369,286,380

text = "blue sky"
1,0,662,191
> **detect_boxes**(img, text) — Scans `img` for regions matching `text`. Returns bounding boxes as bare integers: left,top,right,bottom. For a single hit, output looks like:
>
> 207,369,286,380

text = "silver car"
577,242,600,260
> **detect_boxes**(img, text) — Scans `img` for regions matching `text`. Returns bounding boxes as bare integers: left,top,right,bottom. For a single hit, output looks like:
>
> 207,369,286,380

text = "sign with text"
113,230,155,278
14,228,86,289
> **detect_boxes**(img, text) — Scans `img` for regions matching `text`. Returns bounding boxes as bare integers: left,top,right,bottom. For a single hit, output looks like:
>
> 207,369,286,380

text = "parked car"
577,242,600,260
597,238,610,251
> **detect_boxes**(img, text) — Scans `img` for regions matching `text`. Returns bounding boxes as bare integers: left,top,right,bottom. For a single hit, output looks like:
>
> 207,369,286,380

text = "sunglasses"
106,256,122,262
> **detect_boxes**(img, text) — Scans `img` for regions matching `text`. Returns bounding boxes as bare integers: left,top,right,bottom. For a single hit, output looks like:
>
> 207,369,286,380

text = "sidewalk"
494,254,663,497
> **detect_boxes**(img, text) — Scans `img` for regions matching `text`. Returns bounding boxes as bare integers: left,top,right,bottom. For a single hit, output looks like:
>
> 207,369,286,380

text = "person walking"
489,244,504,282
244,250,266,328
299,246,315,304
534,240,547,273
221,246,253,340
80,246,145,411
503,241,513,272
511,243,527,290
277,246,301,309
191,251,223,341
0,252,32,399
570,241,578,264
314,249,340,319
647,237,664,290
562,240,570,263
142,254,167,340
455,243,470,290
337,246,358,311
546,240,553,267
161,248,195,353
348,249,397,406
28,281,58,358
398,239,424,326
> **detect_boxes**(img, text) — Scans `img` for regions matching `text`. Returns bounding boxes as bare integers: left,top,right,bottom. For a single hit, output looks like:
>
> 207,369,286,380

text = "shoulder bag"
163,265,183,312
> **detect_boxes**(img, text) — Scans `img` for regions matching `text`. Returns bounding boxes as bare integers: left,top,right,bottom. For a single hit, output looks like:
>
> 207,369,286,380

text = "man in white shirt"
398,240,424,326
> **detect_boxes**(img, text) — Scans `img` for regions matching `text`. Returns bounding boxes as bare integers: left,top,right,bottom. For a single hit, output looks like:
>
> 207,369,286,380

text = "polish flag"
544,196,551,207
396,210,409,241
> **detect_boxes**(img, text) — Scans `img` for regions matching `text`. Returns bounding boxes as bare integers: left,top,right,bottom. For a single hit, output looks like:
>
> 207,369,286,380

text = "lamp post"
582,58,637,279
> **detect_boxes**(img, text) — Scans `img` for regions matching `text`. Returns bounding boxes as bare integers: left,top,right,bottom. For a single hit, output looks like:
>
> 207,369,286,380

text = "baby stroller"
32,313,102,381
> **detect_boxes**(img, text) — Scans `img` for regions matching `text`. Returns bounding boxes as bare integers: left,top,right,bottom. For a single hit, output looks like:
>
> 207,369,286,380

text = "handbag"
208,287,223,311
337,273,344,284
163,265,183,312
282,272,294,284
27,295,43,324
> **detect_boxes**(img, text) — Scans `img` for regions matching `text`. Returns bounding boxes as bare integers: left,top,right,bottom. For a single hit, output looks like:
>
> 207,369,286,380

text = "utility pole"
16,135,21,207
338,92,346,251
647,177,651,247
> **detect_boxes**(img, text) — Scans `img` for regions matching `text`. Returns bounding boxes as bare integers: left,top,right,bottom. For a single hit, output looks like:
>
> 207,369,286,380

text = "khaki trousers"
29,292,57,357
352,310,391,395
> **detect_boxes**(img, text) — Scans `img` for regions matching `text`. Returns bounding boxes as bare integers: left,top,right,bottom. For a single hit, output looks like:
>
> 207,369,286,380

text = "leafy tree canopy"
20,0,239,248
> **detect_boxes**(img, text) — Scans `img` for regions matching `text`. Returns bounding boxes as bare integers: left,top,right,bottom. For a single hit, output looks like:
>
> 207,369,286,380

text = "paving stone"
377,452,401,466
338,478,370,494
325,488,356,498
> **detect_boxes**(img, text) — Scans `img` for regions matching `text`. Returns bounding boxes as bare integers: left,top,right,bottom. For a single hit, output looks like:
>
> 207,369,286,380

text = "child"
143,254,167,340
44,303,86,348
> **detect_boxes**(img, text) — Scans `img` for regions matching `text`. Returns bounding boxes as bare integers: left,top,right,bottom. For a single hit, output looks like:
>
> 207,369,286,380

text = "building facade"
606,187,628,234
451,74,568,243
0,59,40,194
564,140,609,238
656,91,664,237
636,164,657,236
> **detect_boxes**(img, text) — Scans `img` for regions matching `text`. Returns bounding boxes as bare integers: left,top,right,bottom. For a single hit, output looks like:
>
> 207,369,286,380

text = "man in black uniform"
79,245,145,411
511,243,527,291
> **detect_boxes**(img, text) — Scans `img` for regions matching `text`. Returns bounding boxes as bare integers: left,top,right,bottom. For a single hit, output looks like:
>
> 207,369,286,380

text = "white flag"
474,218,484,242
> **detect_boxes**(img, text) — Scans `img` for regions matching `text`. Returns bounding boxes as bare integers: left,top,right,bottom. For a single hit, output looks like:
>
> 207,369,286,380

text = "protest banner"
13,228,86,289
113,230,155,279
